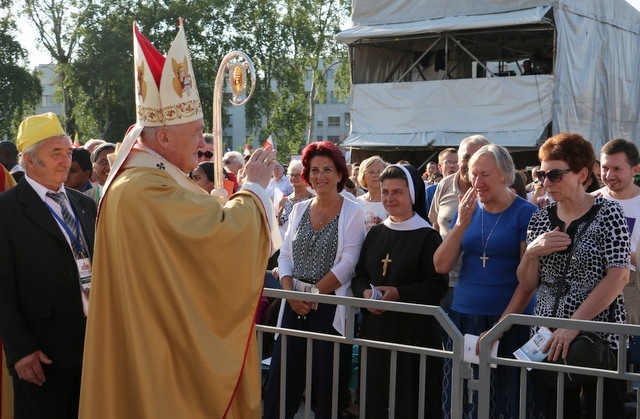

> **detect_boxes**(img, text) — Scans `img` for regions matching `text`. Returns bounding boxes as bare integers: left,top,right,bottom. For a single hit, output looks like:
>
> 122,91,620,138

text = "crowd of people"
0,19,639,419
257,133,638,419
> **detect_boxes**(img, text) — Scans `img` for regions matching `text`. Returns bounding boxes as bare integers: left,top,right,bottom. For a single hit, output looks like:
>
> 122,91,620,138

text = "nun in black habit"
352,164,447,419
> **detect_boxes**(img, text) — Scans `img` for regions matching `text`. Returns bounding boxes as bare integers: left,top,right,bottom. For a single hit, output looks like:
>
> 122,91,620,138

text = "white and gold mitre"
133,18,203,127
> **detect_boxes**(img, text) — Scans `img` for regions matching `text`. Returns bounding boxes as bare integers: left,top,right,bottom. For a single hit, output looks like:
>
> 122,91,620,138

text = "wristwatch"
310,285,320,294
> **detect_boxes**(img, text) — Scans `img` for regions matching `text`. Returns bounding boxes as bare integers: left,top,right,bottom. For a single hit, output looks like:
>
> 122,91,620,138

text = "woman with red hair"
264,141,366,418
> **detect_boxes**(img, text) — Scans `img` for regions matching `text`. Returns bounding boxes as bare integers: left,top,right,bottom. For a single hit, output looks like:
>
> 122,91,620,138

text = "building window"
227,114,233,128
328,136,340,143
344,113,351,126
328,116,340,127
317,119,323,127
317,136,324,142
329,91,339,104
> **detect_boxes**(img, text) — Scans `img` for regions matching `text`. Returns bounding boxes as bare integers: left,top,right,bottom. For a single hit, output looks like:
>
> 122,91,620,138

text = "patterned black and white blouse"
526,197,631,349
291,205,339,284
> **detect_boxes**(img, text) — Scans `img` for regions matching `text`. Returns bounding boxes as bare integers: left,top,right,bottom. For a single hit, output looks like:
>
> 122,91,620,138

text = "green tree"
24,0,85,134
0,16,42,141
68,0,232,142
70,0,135,141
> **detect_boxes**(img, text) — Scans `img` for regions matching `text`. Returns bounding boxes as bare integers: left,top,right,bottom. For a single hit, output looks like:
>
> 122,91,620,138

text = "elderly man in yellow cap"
79,19,279,419
0,112,97,419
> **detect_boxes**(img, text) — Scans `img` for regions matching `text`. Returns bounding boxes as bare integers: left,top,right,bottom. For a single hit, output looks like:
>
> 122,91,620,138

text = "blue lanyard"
44,202,86,256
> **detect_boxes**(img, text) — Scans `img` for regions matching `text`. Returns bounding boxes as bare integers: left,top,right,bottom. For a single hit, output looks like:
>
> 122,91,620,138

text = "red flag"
243,144,251,157
262,135,274,149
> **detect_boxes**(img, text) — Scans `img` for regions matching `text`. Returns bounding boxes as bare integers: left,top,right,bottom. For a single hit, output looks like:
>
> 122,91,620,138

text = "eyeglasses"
197,150,214,159
289,173,302,178
535,168,572,183
96,159,109,167
364,169,383,175
442,160,458,166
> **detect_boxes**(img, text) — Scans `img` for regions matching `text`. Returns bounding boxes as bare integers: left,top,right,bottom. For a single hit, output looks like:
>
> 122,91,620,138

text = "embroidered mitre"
133,18,203,127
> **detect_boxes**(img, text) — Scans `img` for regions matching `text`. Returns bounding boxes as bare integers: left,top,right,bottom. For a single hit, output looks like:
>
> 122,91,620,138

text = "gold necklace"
316,196,342,227
480,207,504,268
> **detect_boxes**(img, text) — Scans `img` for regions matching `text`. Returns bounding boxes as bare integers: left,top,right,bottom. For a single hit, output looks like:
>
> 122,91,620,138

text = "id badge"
76,258,92,292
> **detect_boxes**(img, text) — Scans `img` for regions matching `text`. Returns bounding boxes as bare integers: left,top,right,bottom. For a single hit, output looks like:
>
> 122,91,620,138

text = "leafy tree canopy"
0,16,42,141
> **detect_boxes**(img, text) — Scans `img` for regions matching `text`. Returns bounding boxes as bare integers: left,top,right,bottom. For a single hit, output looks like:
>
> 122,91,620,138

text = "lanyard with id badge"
46,202,92,294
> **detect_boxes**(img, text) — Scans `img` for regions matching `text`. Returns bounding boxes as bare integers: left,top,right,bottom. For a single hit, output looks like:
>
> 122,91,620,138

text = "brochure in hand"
514,326,553,366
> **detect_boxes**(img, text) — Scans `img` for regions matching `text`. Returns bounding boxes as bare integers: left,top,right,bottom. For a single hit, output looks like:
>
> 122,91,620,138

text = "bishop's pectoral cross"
381,253,392,276
480,253,489,268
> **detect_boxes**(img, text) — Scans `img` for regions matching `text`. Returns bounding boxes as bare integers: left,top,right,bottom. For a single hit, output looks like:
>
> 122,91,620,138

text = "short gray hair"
287,159,303,174
140,126,165,144
468,144,515,185
461,134,490,149
223,150,244,167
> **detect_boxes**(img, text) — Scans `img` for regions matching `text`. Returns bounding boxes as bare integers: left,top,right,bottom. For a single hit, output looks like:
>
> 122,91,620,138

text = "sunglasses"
197,150,214,159
535,168,572,183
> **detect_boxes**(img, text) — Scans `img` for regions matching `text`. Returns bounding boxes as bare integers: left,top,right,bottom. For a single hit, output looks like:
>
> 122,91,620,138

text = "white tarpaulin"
336,6,551,44
349,0,639,34
339,0,640,149
552,6,640,148
346,76,554,147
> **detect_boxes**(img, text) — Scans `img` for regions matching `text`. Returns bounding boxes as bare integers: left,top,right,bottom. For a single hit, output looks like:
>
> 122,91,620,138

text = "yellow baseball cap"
17,113,66,153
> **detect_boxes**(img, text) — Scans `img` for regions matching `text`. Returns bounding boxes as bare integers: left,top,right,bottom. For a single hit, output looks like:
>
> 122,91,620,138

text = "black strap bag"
539,205,616,389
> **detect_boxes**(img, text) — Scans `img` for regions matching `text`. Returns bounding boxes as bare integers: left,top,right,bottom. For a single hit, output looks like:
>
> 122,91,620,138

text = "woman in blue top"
434,144,539,419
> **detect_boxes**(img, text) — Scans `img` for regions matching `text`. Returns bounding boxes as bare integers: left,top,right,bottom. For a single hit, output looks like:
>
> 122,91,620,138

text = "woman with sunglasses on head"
517,133,631,418
357,155,389,232
263,141,366,419
434,144,539,418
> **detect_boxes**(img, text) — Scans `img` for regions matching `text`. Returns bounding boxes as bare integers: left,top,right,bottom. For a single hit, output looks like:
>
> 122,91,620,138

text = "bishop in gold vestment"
79,19,279,419
80,151,276,418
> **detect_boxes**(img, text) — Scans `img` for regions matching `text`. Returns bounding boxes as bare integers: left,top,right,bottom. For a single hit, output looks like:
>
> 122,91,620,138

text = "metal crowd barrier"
478,314,640,419
256,288,468,419
257,288,640,419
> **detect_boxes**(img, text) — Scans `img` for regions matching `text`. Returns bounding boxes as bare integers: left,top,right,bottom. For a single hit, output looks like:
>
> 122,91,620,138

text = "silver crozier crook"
211,51,256,203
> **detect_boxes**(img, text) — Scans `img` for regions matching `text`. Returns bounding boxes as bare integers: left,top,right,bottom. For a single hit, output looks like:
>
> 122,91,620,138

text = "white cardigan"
278,197,366,335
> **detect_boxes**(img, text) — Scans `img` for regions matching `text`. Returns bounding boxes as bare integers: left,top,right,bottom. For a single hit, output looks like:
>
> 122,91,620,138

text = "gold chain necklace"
316,196,342,227
480,207,504,268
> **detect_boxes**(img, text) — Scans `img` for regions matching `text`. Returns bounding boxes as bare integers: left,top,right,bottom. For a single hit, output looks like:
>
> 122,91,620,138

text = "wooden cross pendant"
381,253,392,276
480,253,489,268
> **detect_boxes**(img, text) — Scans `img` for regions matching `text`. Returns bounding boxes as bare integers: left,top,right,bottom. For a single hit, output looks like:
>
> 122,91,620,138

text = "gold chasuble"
79,151,273,418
